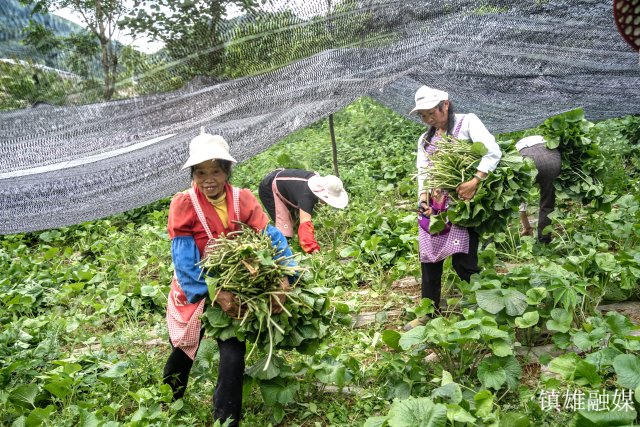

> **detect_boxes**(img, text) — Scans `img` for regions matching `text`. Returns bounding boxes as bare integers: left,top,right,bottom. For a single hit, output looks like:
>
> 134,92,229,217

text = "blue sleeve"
171,236,209,303
264,224,299,278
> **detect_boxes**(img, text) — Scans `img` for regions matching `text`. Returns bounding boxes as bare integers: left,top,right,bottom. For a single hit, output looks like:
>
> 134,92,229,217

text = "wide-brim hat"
308,174,349,209
181,127,237,169
410,85,449,113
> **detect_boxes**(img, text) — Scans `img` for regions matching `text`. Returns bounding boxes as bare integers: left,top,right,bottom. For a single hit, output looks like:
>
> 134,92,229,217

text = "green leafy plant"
539,108,606,204
424,138,537,234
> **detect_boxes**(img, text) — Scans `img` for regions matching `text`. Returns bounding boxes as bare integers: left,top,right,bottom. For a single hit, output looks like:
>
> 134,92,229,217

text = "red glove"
298,221,320,254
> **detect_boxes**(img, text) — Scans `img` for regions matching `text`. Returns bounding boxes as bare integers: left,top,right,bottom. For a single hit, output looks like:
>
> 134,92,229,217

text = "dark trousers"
521,145,561,243
258,170,278,221
421,229,480,310
163,334,246,427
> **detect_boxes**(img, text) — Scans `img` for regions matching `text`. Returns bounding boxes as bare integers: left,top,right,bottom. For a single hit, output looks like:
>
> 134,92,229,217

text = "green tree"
20,0,129,100
118,45,184,95
21,19,62,61
223,0,388,79
0,61,72,110
123,0,264,80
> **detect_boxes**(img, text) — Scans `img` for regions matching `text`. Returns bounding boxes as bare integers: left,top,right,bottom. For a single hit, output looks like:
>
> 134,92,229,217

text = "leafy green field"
2,98,640,426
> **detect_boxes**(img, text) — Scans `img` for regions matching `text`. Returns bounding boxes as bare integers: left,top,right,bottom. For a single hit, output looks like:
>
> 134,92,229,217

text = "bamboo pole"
329,114,339,177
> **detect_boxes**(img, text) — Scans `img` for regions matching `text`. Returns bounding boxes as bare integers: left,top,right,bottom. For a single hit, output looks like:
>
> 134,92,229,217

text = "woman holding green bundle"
163,128,293,426
405,85,502,329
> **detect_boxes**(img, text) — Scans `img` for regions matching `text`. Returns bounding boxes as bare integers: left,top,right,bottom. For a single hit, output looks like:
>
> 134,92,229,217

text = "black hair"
190,159,233,180
424,100,456,147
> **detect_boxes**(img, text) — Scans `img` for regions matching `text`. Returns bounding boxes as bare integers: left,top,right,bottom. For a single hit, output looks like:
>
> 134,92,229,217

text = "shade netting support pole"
329,114,339,177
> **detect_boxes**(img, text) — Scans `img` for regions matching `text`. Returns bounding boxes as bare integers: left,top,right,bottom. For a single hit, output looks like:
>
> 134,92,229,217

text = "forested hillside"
0,0,82,65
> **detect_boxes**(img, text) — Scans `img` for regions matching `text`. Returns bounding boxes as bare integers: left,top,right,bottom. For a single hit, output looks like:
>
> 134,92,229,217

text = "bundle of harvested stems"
423,138,536,234
200,223,335,370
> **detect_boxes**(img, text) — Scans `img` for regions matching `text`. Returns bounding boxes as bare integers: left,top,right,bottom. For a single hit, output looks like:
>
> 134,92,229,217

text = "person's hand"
432,189,445,204
419,206,433,217
298,221,320,253
216,290,243,318
520,226,534,237
270,277,290,314
456,178,480,201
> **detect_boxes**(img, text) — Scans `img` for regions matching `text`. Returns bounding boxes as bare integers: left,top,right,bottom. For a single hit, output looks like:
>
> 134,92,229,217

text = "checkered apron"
166,187,241,360
418,118,471,263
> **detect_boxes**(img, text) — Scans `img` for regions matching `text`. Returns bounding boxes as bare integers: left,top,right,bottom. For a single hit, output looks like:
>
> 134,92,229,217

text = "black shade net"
1,0,639,234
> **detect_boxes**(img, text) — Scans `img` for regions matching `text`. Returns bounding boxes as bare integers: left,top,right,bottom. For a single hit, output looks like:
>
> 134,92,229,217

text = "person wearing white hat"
405,85,502,330
163,128,296,426
516,135,561,243
258,168,349,253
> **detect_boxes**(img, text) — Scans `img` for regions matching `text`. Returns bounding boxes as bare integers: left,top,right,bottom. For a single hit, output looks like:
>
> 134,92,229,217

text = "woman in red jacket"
163,128,293,426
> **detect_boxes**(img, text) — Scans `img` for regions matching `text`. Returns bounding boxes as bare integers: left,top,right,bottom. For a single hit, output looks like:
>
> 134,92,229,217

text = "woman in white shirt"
405,85,502,330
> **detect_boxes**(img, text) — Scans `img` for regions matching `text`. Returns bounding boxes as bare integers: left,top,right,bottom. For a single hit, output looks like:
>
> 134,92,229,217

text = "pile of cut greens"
424,138,537,235
539,107,606,204
200,224,339,369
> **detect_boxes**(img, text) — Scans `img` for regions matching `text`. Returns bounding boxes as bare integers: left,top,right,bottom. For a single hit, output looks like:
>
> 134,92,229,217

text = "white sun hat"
410,85,449,113
181,127,237,169
308,174,349,209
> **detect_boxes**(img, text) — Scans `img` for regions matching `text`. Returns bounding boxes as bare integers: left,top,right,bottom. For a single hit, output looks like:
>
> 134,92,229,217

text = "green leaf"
470,142,489,156
382,330,402,351
246,355,283,380
473,389,494,418
546,308,572,333
477,360,506,390
446,404,476,424
548,353,580,380
574,360,602,388
429,213,446,234
502,289,528,316
9,384,40,408
431,383,462,404
399,326,426,350
575,409,637,426
363,416,388,427
314,359,351,387
477,355,521,390
595,253,618,272
413,298,436,317
514,311,539,328
499,412,530,427
604,312,633,336
613,354,640,389
43,379,72,399
552,332,571,349
259,378,299,405
78,408,100,427
488,339,513,357
339,246,360,258
475,289,505,314
385,396,448,427
201,304,232,329
100,362,129,382
586,347,623,370
440,370,454,385
525,287,547,305
140,285,157,297
25,405,56,427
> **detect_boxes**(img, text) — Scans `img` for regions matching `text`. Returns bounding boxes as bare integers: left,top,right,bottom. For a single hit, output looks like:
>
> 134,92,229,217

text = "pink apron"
271,169,318,238
418,118,471,263
166,187,240,360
